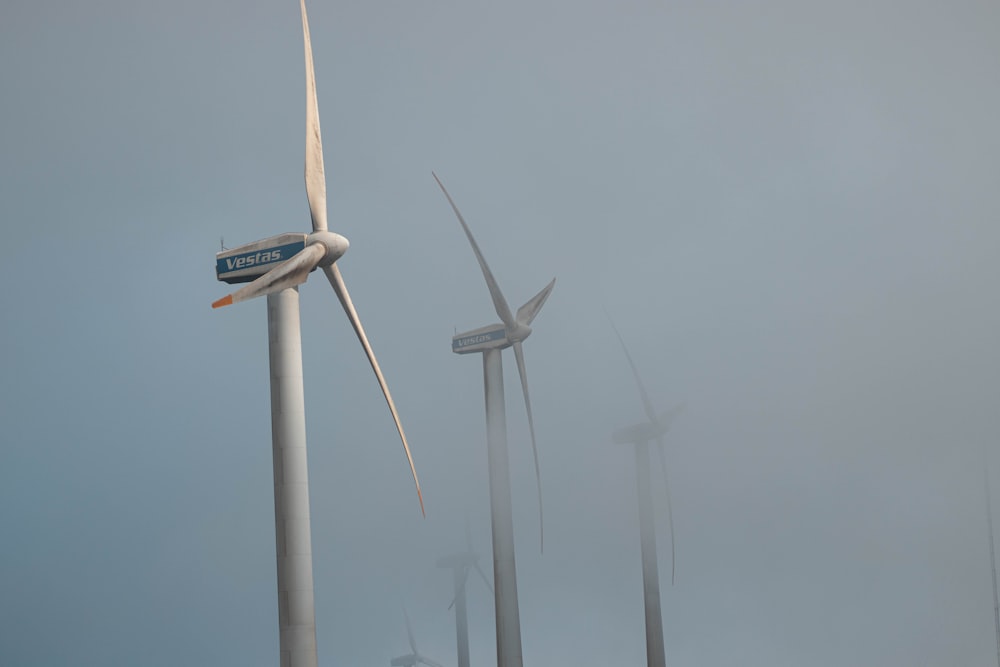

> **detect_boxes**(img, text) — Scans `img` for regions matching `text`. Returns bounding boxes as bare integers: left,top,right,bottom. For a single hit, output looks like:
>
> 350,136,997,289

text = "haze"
1,0,998,665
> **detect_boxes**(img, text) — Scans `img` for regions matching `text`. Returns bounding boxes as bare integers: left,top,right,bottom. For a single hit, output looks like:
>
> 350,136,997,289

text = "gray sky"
2,0,999,665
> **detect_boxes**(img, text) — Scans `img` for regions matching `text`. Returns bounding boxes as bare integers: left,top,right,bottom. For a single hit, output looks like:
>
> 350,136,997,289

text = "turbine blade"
606,314,657,424
473,560,495,596
212,243,325,308
658,402,686,429
418,657,446,667
322,263,424,516
515,278,556,326
404,607,418,654
447,564,470,611
512,340,544,553
432,172,516,329
656,435,676,586
301,0,327,232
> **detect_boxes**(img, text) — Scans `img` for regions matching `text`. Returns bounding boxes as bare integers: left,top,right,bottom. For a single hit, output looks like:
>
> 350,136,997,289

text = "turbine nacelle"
613,420,668,445
612,404,684,445
215,231,348,288
452,322,510,354
216,232,308,285
450,320,533,354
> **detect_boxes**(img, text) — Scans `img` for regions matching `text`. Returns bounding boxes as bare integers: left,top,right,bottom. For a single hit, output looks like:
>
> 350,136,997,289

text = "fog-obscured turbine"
609,318,682,667
437,520,494,667
211,3,423,665
985,455,1000,667
391,610,445,667
433,172,554,667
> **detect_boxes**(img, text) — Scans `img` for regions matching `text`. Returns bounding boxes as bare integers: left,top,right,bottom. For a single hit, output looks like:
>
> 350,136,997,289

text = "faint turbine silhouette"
608,314,682,667
986,453,1000,667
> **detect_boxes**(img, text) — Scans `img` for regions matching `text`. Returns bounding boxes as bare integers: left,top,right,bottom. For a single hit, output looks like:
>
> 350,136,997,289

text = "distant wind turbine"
437,520,495,667
433,172,555,667
609,318,682,667
985,457,1000,667
391,610,446,667
211,2,423,665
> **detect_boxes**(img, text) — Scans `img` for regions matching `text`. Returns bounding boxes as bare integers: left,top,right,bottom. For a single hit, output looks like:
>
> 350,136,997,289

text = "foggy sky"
2,0,999,665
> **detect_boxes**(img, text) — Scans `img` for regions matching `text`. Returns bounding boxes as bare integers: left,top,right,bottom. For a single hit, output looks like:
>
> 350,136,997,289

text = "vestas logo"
456,333,492,347
217,241,305,277
453,328,507,349
225,249,283,270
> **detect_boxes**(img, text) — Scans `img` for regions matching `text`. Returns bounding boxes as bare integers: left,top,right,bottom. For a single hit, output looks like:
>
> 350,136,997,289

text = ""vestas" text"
226,249,283,270
456,334,492,347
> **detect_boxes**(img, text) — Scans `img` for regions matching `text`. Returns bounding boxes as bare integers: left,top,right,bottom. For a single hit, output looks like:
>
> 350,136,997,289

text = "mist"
1,0,999,665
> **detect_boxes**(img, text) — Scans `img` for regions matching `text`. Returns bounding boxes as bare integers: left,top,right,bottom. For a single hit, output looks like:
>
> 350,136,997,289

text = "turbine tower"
391,610,445,667
212,3,423,666
609,320,681,667
437,520,495,667
433,173,555,667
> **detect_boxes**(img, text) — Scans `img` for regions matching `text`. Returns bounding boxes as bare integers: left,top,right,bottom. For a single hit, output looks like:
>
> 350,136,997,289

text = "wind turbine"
391,610,446,667
985,455,1000,667
433,172,555,667
437,520,494,667
212,2,423,666
608,319,681,667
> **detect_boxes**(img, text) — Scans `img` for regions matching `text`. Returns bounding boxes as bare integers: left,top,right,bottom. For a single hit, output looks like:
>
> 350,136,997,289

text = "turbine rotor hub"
307,230,350,266
507,323,532,342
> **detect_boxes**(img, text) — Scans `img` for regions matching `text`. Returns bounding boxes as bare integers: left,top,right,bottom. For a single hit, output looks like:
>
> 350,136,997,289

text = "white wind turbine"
608,319,682,667
433,172,554,667
212,2,423,666
391,610,446,667
437,520,494,667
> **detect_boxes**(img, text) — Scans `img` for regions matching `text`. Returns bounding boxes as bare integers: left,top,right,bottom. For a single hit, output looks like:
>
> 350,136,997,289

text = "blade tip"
212,294,234,309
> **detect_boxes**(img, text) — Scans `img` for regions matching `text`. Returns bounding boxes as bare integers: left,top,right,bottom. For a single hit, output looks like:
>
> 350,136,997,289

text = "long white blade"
513,340,544,553
655,435,676,586
418,656,445,667
301,0,327,232
515,278,556,326
212,243,325,308
322,263,424,516
404,608,418,654
608,317,657,424
432,172,515,329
